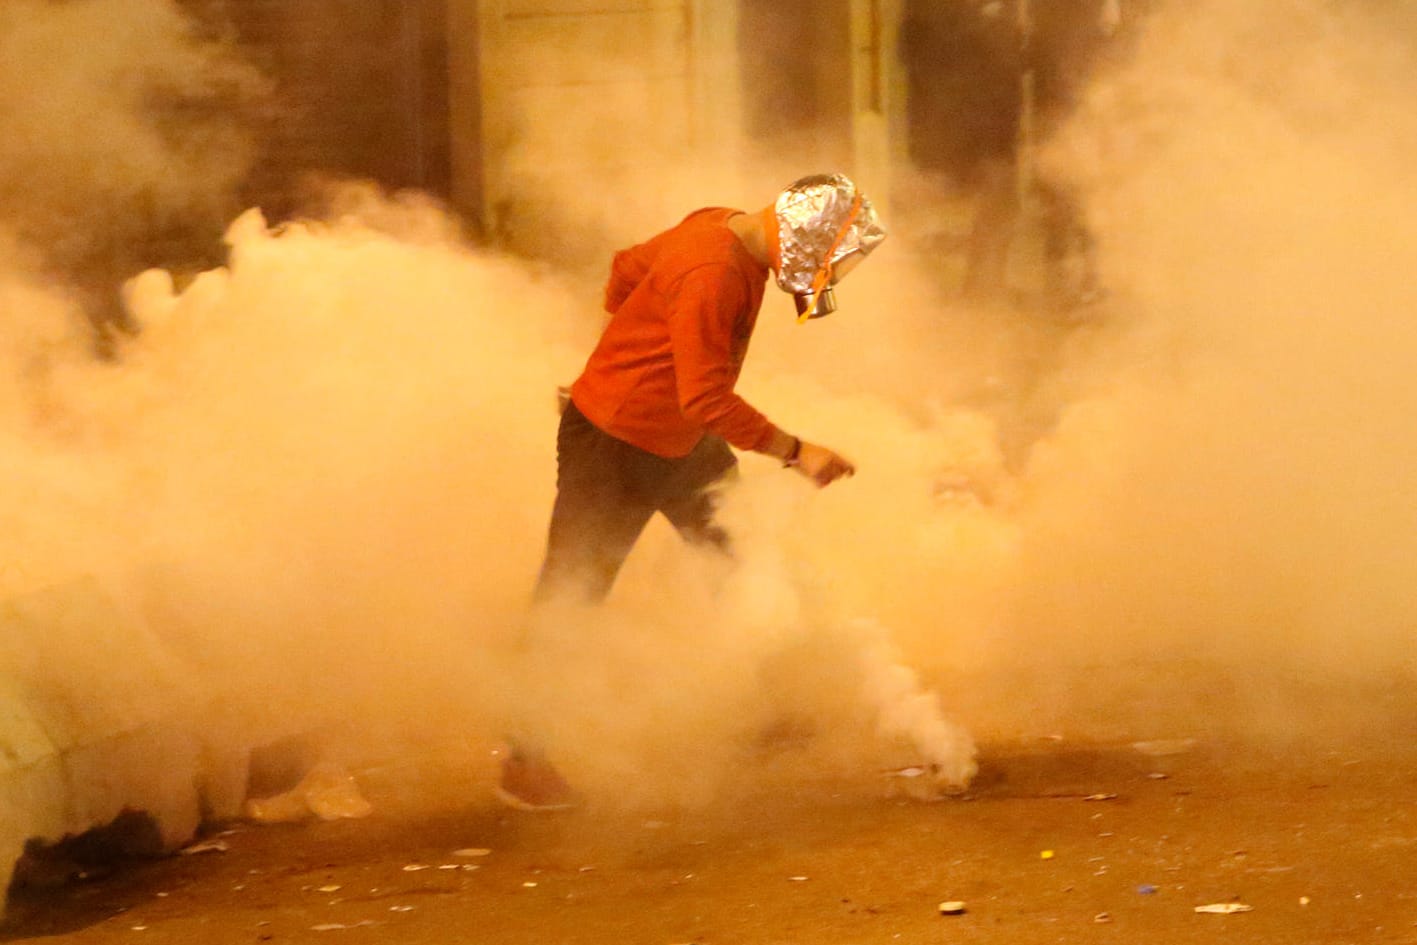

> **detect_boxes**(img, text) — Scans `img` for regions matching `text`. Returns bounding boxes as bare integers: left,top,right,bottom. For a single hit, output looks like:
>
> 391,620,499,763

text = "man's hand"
794,441,856,488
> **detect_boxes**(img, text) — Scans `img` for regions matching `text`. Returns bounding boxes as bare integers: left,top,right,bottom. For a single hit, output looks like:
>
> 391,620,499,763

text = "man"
497,174,887,810
533,173,886,604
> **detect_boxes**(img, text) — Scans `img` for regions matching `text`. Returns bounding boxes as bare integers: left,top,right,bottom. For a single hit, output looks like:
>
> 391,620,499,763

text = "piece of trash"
1195,902,1253,914
179,839,229,856
522,881,539,888
131,926,149,931
881,762,970,801
453,848,492,858
438,864,460,871
938,901,967,916
1040,850,1056,860
317,885,341,893
389,905,414,913
885,766,928,779
244,763,374,824
789,876,809,882
402,864,431,872
1146,772,1170,780
1084,793,1118,801
1132,739,1198,757
311,921,376,931
1300,896,1311,906
461,864,480,872
1093,912,1112,923
1137,884,1159,895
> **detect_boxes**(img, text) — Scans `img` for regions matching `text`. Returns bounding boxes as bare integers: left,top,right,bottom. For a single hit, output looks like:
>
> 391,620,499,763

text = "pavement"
6,732,1417,944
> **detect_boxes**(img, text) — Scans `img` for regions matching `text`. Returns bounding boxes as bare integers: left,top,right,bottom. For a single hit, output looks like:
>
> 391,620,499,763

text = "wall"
449,0,745,263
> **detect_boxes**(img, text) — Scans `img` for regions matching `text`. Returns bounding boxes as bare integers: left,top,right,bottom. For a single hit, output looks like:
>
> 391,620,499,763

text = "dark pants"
534,402,737,604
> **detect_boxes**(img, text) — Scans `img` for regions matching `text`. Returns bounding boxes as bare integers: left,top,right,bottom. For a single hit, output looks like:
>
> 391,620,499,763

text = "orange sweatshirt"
570,207,774,458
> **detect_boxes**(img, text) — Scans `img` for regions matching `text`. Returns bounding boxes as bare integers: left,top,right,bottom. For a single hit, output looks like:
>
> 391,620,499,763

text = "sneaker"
494,749,578,812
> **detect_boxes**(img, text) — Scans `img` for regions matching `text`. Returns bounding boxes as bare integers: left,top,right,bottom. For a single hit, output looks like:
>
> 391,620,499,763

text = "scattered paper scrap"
938,901,967,916
1137,884,1159,895
179,839,229,856
1300,896,1311,906
1084,793,1118,801
1132,739,1198,757
885,766,928,779
1093,912,1112,923
789,876,809,882
317,885,341,893
1195,902,1253,914
1040,850,1056,860
402,864,431,872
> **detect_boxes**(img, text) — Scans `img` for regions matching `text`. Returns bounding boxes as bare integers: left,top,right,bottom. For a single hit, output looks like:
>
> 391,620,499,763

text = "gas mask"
774,173,886,322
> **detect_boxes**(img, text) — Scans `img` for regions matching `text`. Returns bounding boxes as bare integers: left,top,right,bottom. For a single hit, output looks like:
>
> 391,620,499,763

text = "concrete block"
0,579,209,897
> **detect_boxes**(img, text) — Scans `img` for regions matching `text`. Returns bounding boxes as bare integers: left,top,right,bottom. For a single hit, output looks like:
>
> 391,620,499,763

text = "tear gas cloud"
996,0,1417,733
3,0,1416,820
0,0,264,279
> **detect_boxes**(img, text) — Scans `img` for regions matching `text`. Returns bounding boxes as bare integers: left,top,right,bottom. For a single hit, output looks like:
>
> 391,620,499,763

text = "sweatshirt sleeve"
666,264,774,452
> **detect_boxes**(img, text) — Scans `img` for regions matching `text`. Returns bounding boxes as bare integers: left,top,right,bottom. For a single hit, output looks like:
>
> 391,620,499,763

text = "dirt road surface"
6,733,1416,945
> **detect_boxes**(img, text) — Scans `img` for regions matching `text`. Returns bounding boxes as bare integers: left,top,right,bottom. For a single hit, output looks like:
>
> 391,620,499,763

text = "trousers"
533,402,737,603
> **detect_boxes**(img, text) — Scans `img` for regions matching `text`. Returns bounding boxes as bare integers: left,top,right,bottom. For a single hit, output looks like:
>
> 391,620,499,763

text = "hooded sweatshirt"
569,207,774,458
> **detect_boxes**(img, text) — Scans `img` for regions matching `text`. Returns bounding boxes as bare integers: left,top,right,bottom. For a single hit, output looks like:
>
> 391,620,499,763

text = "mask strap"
797,194,863,324
759,206,782,273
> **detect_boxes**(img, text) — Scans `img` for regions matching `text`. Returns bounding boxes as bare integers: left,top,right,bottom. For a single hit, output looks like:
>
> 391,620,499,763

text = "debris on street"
1132,739,1198,757
1195,902,1254,914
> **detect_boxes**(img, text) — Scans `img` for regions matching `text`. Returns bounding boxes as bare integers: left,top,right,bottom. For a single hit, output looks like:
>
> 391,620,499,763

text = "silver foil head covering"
774,173,886,305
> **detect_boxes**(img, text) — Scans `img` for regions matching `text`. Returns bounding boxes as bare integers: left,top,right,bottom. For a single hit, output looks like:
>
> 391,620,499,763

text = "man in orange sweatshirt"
499,175,887,811
533,173,886,605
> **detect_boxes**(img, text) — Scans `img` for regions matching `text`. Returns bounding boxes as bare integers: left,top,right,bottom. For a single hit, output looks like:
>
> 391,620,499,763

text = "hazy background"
2,0,1415,814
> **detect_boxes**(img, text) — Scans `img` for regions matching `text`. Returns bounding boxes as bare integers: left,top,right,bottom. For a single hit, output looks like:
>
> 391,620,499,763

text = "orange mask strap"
798,194,863,324
759,207,781,273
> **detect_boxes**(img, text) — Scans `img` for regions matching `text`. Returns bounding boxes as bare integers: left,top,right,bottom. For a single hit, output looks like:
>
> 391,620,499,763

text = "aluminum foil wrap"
774,173,887,296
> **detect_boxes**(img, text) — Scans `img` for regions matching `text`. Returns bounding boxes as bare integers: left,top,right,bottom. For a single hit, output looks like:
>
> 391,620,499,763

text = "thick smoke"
6,0,1415,826
0,0,264,332
989,0,1417,735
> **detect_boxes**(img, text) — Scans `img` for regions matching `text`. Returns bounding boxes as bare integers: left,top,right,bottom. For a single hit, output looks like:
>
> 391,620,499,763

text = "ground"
5,734,1415,945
